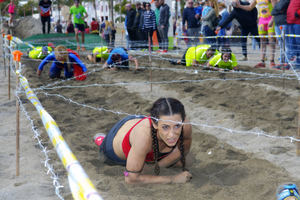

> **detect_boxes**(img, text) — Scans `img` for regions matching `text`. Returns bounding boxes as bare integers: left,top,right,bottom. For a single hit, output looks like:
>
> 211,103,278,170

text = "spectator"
158,0,170,52
236,0,277,68
217,0,259,62
154,0,162,49
134,2,144,49
142,2,156,51
201,0,218,45
90,17,99,34
3,0,15,27
200,0,213,35
271,0,290,68
182,0,201,47
111,24,116,48
39,0,52,34
286,0,300,69
66,21,75,33
103,20,112,47
125,3,137,49
69,0,88,51
84,21,90,34
55,20,63,33
216,2,231,50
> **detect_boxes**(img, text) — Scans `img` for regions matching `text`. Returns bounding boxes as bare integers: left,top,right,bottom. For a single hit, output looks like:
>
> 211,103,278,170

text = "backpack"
66,49,87,81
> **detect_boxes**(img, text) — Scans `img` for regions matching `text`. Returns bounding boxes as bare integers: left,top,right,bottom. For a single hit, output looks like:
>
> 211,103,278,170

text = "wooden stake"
16,61,20,176
8,41,10,100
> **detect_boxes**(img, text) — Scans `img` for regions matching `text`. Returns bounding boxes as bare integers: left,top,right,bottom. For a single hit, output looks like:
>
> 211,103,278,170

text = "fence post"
12,50,23,176
148,32,152,92
298,99,300,156
2,34,6,77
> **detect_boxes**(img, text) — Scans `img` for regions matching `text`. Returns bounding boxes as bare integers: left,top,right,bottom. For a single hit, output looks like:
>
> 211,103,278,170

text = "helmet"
277,184,300,200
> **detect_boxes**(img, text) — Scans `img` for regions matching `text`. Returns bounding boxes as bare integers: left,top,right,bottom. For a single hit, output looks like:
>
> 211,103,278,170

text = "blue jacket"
38,52,87,73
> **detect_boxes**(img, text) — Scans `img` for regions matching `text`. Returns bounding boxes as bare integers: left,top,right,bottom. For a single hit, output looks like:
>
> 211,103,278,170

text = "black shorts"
75,23,85,32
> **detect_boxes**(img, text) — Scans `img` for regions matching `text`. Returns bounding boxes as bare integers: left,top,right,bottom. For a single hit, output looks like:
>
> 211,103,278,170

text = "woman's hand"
172,171,192,183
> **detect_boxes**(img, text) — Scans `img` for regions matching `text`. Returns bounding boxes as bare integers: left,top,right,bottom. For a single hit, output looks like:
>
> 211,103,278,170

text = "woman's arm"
37,53,55,75
129,55,138,70
125,123,192,184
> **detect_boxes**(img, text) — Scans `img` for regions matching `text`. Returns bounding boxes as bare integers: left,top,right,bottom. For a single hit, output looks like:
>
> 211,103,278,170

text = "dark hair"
207,46,216,52
150,97,186,175
111,53,121,63
221,47,232,59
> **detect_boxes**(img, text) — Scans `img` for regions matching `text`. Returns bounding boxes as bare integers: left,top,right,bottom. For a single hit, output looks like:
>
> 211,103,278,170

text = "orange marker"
12,50,23,62
7,34,12,41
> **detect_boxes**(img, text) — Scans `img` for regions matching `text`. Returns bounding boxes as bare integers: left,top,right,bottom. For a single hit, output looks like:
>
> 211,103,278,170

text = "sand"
1,33,300,199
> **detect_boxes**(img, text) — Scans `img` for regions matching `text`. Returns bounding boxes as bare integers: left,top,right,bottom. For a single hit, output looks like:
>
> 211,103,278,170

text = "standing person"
69,0,88,51
93,97,192,184
216,0,259,62
158,0,170,53
111,24,116,48
286,0,300,69
271,0,290,69
125,3,137,50
142,2,156,51
182,0,201,47
201,0,218,45
216,2,231,50
134,2,144,49
154,0,162,50
3,0,16,27
103,20,112,47
39,0,52,34
236,0,277,68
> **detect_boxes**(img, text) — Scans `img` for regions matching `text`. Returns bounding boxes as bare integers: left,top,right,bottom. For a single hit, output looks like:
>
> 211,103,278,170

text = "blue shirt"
202,6,212,17
194,6,202,15
38,52,87,72
107,48,129,65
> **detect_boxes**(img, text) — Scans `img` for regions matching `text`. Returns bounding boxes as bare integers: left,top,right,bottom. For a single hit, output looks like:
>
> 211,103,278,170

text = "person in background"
236,0,277,68
216,0,259,62
90,17,100,34
69,0,88,51
103,20,112,47
271,0,290,69
66,21,75,33
134,2,144,49
286,0,300,69
111,24,116,48
142,2,156,51
55,20,63,33
3,0,16,27
158,0,170,53
216,2,231,50
182,0,201,47
154,0,162,50
125,3,137,50
207,47,238,70
39,0,52,34
84,21,90,34
201,0,218,45
37,45,87,79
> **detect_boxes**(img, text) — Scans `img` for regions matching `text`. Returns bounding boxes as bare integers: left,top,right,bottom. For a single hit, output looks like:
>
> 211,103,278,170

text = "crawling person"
37,45,87,79
94,97,192,184
207,47,238,70
87,46,110,63
102,47,139,70
169,44,219,67
277,183,300,200
28,46,53,59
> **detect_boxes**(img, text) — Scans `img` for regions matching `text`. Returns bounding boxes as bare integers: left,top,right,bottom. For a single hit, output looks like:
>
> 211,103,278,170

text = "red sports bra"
121,117,174,162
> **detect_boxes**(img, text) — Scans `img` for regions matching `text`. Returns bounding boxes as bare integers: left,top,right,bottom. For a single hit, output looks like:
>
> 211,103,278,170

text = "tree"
108,0,114,25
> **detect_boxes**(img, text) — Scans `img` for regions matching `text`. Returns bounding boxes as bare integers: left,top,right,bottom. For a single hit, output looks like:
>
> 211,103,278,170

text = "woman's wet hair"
150,97,186,175
54,45,68,62
111,53,121,63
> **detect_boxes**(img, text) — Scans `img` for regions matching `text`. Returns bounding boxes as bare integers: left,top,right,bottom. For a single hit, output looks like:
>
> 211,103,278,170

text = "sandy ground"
1,28,300,200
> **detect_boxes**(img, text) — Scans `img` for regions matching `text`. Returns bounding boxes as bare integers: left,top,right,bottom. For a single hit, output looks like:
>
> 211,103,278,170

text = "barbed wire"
36,91,300,143
16,94,65,200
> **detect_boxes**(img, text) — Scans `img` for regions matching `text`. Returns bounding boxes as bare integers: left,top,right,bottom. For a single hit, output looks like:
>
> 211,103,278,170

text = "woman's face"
154,114,183,147
222,53,231,62
146,3,151,10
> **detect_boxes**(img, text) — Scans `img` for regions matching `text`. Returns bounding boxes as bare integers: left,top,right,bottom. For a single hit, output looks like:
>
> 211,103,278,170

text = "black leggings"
41,16,51,34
